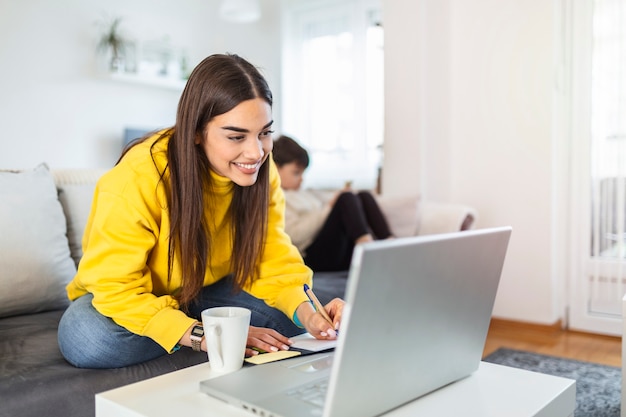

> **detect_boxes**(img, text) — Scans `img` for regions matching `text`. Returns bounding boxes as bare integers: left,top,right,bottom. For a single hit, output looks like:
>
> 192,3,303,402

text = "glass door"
569,0,626,335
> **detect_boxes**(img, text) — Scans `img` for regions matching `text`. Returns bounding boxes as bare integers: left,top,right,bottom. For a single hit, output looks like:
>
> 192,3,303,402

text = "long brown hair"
173,54,273,308
123,54,273,309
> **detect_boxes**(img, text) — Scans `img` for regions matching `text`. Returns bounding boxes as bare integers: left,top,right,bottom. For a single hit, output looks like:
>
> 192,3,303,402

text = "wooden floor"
482,319,622,368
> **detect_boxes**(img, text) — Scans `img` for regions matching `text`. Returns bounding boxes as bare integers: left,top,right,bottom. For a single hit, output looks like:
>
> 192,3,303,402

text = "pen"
303,284,335,330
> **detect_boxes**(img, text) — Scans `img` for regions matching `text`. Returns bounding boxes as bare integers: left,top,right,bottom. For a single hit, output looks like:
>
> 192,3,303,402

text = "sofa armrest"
417,201,477,235
375,195,420,237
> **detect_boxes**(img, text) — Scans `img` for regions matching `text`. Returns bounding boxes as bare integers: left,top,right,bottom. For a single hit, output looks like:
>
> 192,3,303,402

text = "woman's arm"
68,162,195,353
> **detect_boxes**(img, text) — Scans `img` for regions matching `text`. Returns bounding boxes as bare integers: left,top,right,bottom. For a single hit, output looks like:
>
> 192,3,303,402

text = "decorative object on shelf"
94,16,187,91
141,37,178,79
219,0,261,23
97,16,128,73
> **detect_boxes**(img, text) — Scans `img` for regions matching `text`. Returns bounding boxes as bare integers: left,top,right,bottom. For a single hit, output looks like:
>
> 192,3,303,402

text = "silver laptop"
200,226,511,417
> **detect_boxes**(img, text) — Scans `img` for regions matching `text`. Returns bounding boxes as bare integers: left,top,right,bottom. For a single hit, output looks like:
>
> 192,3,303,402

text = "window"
568,0,626,333
281,0,383,190
589,0,626,258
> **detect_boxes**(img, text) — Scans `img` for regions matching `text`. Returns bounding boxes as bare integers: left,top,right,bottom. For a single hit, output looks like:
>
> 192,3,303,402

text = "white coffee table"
96,361,575,417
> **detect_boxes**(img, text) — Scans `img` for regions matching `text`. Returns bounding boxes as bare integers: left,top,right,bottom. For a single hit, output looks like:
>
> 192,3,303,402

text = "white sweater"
283,189,333,254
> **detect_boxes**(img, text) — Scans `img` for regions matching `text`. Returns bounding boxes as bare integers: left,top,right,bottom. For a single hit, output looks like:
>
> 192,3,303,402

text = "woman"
273,135,393,272
57,54,343,369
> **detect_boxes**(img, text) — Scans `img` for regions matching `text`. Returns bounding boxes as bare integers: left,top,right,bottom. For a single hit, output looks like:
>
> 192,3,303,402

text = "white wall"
0,0,282,170
381,0,423,199
384,0,562,325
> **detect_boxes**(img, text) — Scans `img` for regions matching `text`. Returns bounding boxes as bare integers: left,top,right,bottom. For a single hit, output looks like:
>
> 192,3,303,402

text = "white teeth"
235,162,258,170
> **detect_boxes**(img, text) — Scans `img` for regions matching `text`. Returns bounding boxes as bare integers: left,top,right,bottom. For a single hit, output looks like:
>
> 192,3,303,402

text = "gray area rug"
483,348,621,417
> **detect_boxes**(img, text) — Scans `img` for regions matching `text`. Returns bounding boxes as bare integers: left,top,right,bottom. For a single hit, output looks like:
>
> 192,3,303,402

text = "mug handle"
205,323,223,369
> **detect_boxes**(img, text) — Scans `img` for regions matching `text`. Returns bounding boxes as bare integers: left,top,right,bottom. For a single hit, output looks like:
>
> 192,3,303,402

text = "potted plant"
97,16,127,72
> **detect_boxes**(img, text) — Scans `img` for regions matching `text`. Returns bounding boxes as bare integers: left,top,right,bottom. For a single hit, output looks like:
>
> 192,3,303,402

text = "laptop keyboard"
286,379,329,407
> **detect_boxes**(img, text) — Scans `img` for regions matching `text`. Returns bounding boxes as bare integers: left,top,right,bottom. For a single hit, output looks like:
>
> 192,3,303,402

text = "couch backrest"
52,169,108,187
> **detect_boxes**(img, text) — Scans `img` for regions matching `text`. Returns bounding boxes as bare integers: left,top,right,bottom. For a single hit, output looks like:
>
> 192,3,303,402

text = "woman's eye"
229,135,245,141
260,130,275,138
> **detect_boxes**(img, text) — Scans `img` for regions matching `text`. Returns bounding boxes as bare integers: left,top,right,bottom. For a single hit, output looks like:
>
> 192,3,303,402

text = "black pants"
303,191,392,272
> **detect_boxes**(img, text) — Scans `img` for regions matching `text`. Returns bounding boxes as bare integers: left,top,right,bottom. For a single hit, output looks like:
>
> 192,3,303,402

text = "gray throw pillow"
57,184,96,266
0,164,76,317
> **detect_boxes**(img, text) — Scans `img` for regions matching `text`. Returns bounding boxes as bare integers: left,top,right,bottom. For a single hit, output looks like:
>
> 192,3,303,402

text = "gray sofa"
0,164,476,417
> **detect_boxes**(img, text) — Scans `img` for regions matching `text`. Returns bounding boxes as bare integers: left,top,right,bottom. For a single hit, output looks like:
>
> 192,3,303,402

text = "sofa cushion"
52,169,106,266
0,309,207,417
375,194,420,237
0,164,76,317
57,184,95,266
312,271,349,305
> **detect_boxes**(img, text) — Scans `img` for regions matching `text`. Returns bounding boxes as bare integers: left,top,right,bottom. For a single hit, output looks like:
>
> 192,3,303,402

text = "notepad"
290,333,337,352
245,350,301,365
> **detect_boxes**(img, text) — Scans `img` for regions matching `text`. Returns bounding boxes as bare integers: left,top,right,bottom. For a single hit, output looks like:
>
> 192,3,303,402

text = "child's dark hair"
272,135,310,168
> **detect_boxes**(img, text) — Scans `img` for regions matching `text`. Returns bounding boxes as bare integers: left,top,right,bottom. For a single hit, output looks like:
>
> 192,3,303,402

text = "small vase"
110,55,124,73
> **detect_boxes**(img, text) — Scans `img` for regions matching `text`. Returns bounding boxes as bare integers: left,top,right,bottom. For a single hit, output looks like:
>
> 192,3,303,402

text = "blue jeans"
57,278,304,369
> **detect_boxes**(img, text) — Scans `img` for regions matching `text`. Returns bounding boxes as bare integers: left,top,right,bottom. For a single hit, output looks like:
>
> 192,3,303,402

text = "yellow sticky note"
244,350,301,365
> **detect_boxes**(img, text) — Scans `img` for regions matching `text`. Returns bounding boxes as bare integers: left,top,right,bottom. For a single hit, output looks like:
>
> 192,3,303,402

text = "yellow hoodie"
66,133,312,352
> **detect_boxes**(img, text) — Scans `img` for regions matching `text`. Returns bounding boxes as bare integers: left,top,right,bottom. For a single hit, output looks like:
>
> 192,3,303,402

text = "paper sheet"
290,333,337,352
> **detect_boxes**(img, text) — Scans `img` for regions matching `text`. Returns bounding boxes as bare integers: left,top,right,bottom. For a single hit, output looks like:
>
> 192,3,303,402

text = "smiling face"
198,98,274,187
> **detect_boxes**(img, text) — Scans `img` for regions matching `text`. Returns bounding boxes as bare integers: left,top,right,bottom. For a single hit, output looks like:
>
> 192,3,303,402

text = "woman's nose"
244,137,263,159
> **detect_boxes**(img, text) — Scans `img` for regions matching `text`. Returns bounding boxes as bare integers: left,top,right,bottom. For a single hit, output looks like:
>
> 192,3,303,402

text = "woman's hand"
297,298,345,339
245,326,293,357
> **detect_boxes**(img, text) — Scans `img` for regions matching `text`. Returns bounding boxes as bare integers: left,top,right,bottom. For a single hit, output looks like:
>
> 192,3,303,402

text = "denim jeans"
57,278,304,369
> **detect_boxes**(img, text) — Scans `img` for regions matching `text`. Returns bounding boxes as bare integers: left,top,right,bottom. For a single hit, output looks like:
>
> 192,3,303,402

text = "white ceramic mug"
201,306,251,374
